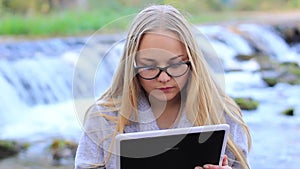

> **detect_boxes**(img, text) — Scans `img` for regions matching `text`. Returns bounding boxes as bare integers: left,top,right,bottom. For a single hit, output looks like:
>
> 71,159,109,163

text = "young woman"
75,4,251,169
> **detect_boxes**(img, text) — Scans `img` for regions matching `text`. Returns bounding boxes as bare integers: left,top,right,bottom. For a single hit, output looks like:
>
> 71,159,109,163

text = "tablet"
115,124,229,169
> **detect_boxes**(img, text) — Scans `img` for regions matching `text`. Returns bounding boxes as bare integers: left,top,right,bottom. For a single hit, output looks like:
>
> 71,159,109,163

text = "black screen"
120,130,225,169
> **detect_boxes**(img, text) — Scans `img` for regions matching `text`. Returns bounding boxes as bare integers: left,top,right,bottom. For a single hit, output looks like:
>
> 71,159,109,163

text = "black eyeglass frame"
134,61,191,80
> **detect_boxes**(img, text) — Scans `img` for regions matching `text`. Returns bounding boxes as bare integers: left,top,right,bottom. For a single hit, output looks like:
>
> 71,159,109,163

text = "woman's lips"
158,86,174,92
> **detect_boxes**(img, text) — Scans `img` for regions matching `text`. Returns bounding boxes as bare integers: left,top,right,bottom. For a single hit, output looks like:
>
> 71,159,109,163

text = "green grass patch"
1,0,300,37
0,9,246,37
0,6,139,37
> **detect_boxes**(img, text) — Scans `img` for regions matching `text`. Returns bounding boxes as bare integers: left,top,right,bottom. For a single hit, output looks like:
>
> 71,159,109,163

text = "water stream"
0,23,299,169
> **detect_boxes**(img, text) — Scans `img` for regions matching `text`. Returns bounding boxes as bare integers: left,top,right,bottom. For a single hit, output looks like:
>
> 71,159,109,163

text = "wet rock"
261,71,280,87
278,62,300,85
0,140,30,159
234,97,259,110
262,77,278,87
258,58,300,86
49,139,78,165
281,107,294,116
280,62,300,74
255,55,279,71
276,24,300,44
235,54,256,61
278,71,300,85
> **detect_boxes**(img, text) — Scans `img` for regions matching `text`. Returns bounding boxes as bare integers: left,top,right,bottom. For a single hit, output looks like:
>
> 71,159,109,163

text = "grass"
0,9,249,37
0,8,138,37
0,0,300,37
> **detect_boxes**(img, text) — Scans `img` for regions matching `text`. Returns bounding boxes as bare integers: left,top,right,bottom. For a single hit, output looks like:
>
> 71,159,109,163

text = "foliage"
0,0,140,36
1,0,300,36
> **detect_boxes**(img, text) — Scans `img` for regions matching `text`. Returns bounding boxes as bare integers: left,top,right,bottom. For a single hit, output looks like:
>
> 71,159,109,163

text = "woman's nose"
157,70,171,82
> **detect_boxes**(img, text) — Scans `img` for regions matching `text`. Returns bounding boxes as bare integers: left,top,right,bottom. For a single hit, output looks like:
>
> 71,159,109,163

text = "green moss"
0,2,139,36
0,140,17,150
49,139,78,163
281,107,294,116
0,140,29,159
278,62,300,85
234,97,259,110
235,54,256,61
262,77,278,87
50,139,70,149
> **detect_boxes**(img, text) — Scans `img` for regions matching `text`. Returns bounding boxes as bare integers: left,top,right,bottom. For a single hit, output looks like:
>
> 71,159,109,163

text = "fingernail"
203,165,209,169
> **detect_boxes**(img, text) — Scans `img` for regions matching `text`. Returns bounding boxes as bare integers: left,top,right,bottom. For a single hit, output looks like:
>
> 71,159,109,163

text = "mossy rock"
50,139,77,150
0,140,29,159
278,62,300,85
280,61,299,68
262,77,278,87
235,54,256,61
255,55,279,71
280,62,300,74
49,139,78,164
281,107,294,116
234,97,259,110
260,61,300,85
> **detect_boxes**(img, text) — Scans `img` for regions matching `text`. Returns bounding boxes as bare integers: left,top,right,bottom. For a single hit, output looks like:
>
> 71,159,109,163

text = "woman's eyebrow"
137,54,185,63
139,58,156,62
169,55,185,61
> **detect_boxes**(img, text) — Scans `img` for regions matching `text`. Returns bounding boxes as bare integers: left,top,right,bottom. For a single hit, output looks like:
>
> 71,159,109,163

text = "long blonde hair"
92,4,251,169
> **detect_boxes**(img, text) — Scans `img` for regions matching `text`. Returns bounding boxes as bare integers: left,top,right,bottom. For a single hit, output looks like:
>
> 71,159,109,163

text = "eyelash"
141,63,156,67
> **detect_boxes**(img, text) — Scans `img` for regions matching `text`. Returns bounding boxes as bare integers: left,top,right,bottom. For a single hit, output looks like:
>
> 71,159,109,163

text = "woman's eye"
170,62,183,67
140,63,156,67
171,64,180,68
143,67,156,71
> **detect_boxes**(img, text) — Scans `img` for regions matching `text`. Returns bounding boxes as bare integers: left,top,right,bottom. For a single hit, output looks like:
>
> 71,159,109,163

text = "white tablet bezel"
115,124,229,169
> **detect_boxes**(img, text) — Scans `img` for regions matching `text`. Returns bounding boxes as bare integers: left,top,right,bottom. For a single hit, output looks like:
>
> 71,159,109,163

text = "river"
0,23,299,169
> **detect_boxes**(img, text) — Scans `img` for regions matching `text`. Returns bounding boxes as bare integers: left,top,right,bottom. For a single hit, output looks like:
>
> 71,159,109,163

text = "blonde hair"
90,4,251,169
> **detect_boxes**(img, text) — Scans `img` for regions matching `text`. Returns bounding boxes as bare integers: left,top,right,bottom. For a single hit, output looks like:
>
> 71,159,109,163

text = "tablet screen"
118,129,226,169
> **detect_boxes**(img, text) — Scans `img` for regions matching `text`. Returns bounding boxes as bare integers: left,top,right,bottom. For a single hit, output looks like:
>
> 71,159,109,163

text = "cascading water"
0,23,299,168
238,24,300,63
0,57,73,105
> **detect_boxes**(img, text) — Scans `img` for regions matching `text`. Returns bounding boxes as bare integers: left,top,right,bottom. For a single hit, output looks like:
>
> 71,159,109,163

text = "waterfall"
0,57,74,105
198,25,254,55
197,25,259,71
0,36,122,111
1,24,299,110
0,23,299,140
1,23,299,168
237,24,300,63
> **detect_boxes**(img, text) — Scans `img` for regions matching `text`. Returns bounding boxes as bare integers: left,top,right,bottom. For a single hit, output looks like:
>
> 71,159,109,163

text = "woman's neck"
149,95,182,129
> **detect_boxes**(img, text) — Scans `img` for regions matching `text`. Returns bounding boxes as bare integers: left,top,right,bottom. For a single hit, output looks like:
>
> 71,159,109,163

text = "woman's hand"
194,155,231,169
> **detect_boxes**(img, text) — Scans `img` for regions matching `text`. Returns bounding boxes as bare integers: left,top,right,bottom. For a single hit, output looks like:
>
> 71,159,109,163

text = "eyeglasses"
135,61,191,80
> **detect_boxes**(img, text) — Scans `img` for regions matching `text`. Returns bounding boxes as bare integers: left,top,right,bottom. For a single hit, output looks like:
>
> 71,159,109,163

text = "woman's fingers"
195,155,230,169
222,155,228,166
194,167,203,169
200,164,231,169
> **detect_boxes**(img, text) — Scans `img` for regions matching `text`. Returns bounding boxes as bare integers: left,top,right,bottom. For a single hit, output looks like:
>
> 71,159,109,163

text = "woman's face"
135,30,190,102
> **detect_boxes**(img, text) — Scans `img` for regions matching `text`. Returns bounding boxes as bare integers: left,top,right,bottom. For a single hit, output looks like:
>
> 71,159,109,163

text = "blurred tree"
0,0,88,15
48,0,88,11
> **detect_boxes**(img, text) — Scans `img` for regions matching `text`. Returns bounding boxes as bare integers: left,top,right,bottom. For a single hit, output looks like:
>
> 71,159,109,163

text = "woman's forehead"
138,31,182,47
136,49,182,58
142,30,181,41
137,30,186,60
135,50,185,64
